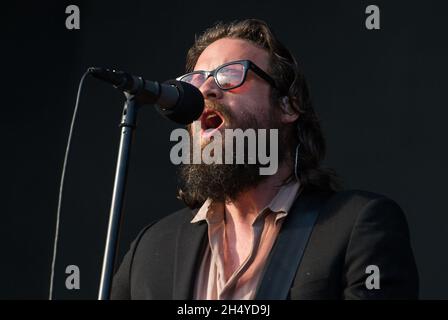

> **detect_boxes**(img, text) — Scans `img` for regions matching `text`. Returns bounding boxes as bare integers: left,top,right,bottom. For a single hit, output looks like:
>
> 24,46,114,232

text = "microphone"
88,67,204,125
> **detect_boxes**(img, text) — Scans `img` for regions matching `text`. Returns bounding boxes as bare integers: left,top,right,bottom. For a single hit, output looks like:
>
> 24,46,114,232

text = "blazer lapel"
255,191,327,299
172,218,208,299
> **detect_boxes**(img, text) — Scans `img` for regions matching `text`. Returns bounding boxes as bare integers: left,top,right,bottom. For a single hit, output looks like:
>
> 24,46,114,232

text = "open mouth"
200,109,225,135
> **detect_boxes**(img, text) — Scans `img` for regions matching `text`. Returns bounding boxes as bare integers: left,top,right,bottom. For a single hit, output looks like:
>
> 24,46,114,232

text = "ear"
279,96,300,124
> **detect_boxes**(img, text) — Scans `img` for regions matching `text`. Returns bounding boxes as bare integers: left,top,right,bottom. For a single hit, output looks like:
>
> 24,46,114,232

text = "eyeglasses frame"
176,59,278,91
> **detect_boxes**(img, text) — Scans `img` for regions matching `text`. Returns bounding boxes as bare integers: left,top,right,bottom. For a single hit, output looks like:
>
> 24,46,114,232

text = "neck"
224,161,293,226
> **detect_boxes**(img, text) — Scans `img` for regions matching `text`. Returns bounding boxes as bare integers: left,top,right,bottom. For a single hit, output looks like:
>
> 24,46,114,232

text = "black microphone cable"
48,69,90,300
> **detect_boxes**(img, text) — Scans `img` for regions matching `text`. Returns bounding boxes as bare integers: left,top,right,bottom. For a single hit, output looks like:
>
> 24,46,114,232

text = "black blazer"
111,189,419,299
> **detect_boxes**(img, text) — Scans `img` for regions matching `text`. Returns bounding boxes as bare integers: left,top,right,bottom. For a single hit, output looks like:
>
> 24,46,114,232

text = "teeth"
203,112,223,131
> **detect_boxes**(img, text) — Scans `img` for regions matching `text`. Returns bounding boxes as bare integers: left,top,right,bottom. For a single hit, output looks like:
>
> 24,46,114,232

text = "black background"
1,0,447,299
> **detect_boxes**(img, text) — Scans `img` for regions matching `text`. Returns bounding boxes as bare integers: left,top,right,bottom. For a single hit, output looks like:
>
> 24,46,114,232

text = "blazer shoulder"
153,206,195,229
330,189,394,205
313,189,407,239
324,189,403,218
136,206,196,243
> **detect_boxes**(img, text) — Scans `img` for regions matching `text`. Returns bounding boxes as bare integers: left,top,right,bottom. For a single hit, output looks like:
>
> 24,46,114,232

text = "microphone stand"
98,93,139,300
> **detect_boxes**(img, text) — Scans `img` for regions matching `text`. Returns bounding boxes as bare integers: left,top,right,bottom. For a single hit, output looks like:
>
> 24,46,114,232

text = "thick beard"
177,102,290,209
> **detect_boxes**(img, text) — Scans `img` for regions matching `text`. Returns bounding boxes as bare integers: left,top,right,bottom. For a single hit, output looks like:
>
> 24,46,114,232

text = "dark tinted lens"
216,63,244,89
180,72,206,88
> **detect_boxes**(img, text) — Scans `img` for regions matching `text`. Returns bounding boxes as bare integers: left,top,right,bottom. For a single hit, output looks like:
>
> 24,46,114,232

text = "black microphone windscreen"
156,80,204,125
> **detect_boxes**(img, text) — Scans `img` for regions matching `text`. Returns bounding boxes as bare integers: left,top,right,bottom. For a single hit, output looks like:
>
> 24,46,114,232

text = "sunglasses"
176,59,277,91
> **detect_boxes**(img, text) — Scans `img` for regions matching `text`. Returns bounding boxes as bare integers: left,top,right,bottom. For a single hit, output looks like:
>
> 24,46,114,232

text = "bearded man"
111,19,418,300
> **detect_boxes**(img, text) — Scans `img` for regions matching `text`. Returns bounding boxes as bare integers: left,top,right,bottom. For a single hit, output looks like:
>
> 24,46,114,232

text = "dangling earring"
294,124,301,181
294,143,301,181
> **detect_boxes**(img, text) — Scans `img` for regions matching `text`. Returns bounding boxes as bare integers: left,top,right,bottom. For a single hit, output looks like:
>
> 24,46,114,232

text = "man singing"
111,19,418,299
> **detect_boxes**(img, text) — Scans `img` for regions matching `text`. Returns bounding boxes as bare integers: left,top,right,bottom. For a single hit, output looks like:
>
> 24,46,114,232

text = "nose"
199,75,223,101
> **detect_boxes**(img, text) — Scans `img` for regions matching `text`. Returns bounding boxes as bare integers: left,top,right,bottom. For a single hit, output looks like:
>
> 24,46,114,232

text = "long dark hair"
179,19,341,207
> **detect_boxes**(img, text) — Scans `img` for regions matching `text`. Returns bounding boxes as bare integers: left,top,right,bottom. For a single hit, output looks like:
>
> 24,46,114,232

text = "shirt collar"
190,180,301,224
